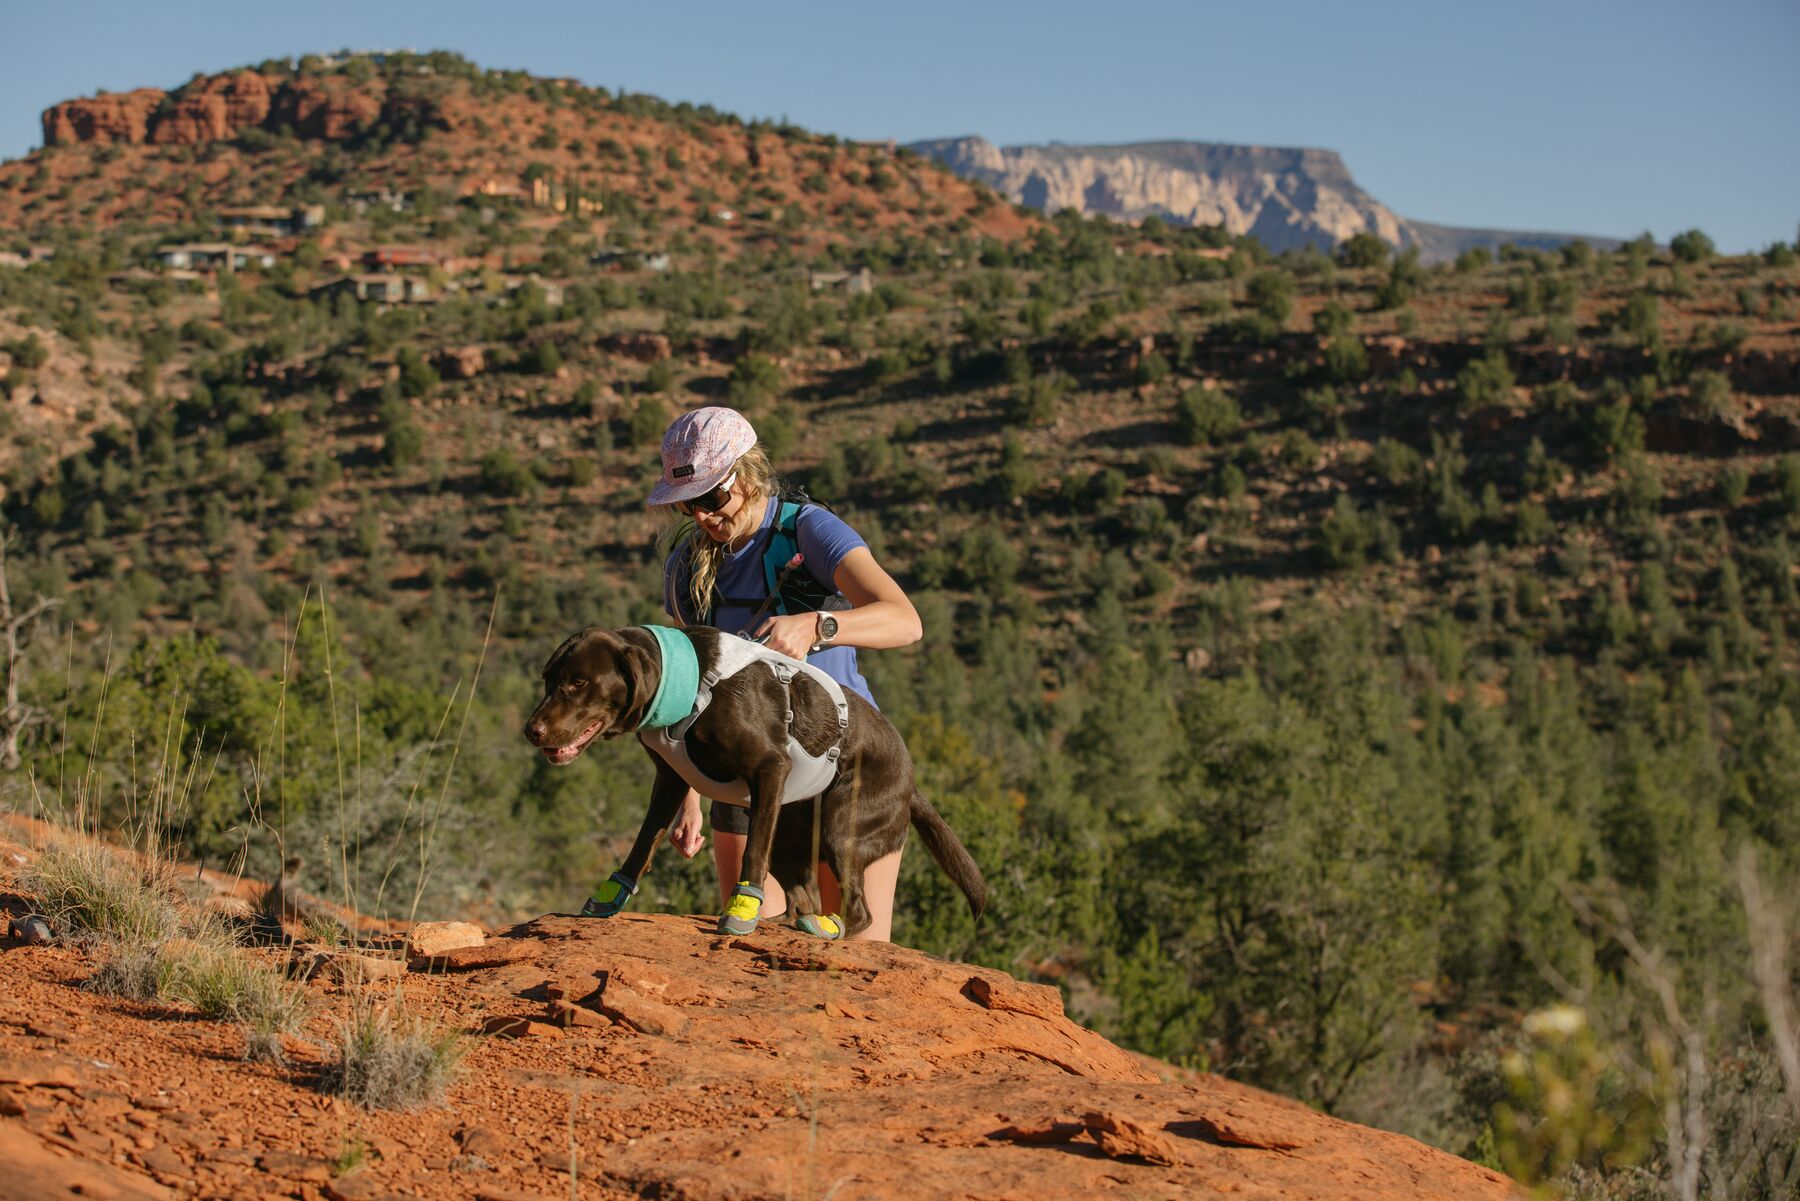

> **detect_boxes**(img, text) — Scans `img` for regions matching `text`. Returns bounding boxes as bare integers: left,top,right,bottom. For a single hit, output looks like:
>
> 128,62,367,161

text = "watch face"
818,614,838,641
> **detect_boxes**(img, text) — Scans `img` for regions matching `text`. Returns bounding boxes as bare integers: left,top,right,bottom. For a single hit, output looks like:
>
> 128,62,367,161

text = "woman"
645,405,921,941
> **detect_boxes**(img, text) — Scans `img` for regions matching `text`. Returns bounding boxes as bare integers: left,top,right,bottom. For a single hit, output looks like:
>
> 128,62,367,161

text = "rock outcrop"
910,135,1617,262
41,72,424,148
40,88,167,146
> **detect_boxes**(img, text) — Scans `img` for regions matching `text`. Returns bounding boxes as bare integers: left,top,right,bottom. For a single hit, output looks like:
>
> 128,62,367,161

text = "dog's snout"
524,716,546,744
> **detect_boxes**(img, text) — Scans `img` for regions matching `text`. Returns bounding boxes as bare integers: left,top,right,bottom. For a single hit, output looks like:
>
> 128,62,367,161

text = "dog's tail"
909,790,987,921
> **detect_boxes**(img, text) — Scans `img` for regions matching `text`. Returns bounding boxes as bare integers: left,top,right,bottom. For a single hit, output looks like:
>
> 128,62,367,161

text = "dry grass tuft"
326,1001,463,1110
22,838,182,944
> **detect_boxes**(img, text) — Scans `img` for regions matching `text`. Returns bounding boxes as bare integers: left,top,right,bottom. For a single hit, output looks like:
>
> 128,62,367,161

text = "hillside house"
808,267,875,295
314,274,433,304
0,247,55,268
347,189,414,214
216,204,324,237
155,243,277,272
363,246,440,270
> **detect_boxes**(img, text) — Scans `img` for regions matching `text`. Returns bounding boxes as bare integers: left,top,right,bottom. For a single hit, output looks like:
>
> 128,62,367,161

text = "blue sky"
3,0,1796,251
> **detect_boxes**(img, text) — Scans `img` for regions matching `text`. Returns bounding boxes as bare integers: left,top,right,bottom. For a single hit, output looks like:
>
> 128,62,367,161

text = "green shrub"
1370,438,1423,489
628,397,669,446
1669,229,1714,263
1008,372,1069,427
727,353,782,407
1337,233,1389,269
1322,336,1369,384
1458,350,1516,410
479,447,537,497
1246,271,1295,326
396,348,437,399
1514,499,1553,546
1454,247,1492,274
1312,301,1353,337
1319,496,1373,569
1718,464,1750,508
1765,242,1796,268
1176,384,1239,446
1133,349,1170,387
1776,455,1800,518
528,341,563,375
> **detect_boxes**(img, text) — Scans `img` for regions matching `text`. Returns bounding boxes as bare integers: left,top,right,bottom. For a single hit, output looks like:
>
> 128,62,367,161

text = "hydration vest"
683,492,854,624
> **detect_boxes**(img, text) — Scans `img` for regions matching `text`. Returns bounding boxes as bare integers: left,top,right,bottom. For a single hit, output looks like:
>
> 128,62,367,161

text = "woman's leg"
814,849,900,942
851,848,901,942
711,831,786,918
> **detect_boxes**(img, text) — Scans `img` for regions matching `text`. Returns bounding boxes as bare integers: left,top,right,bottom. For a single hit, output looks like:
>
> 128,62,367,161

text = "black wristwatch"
814,613,838,646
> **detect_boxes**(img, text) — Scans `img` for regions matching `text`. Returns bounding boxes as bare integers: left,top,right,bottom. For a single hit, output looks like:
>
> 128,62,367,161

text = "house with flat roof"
217,205,324,237
313,274,433,304
155,243,277,272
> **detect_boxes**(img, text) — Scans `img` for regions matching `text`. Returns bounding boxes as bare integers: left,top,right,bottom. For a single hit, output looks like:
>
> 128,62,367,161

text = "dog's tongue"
544,744,581,765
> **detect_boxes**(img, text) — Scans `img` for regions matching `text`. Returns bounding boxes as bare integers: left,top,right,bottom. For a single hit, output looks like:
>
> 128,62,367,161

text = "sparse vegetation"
327,1003,463,1110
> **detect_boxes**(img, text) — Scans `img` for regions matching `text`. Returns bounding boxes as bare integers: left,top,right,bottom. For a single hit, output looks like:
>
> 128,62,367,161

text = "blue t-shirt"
662,499,877,708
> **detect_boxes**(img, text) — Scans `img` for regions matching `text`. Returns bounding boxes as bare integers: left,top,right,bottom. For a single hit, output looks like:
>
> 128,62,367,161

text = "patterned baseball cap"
645,406,759,506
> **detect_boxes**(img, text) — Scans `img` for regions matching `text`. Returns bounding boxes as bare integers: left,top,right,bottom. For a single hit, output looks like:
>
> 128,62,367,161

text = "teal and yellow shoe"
717,881,764,935
795,912,844,941
579,871,638,918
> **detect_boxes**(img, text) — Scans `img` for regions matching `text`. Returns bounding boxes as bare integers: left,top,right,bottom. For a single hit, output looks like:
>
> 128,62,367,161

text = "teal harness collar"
636,625,700,730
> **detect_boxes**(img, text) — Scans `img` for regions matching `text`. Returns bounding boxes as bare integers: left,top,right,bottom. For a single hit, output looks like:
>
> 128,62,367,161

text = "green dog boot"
795,912,844,941
580,872,638,919
718,882,765,935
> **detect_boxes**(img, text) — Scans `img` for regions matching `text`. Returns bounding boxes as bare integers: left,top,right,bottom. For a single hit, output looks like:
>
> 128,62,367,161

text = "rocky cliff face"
911,136,1615,262
42,72,418,147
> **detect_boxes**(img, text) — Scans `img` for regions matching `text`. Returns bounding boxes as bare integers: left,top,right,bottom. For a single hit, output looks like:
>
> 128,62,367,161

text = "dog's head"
523,627,657,765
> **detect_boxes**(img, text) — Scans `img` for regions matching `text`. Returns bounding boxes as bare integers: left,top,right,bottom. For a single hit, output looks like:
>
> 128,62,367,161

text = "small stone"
258,1150,332,1182
7,914,55,945
1081,1112,1181,1166
545,1001,609,1030
478,1015,564,1040
404,921,487,962
456,1126,506,1160
434,941,540,972
989,1120,1083,1145
327,953,405,985
964,974,1065,1021
0,1055,84,1088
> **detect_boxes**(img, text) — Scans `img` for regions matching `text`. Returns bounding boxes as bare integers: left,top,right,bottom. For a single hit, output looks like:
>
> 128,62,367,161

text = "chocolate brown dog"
523,625,986,938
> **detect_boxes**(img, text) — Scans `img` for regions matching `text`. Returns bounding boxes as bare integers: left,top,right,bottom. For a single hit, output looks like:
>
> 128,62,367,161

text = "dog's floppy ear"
608,627,663,730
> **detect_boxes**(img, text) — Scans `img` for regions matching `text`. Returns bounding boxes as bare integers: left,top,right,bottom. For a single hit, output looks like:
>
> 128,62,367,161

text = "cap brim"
646,466,734,507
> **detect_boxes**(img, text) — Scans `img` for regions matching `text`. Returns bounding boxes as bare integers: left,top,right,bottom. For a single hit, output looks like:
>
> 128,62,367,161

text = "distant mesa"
908,135,1618,263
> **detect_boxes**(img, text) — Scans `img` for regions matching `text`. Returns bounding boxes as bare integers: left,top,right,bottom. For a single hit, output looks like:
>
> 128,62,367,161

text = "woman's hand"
668,790,705,859
754,612,820,660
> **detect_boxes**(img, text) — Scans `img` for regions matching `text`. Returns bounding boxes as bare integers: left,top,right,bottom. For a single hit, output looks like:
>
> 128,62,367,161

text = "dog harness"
633,625,850,807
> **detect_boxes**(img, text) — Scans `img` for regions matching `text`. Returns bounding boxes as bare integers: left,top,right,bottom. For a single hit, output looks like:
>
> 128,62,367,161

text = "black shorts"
710,800,749,835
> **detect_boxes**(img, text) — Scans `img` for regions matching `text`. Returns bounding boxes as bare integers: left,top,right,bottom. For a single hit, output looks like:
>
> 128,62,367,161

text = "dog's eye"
562,679,586,693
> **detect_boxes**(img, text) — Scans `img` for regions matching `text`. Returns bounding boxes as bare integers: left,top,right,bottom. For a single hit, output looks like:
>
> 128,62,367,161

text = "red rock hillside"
0,821,1518,1200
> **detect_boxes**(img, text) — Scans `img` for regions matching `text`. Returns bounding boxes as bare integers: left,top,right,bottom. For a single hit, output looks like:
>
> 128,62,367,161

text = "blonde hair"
660,444,779,622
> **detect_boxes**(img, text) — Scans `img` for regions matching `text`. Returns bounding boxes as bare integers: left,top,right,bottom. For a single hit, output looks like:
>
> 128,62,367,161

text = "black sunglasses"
675,473,737,516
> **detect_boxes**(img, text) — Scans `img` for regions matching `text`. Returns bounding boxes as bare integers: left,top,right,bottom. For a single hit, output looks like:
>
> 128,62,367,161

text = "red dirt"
0,822,1518,1200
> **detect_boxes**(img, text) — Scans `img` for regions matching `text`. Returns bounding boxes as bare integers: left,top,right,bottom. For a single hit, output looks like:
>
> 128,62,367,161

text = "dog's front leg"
581,762,686,919
718,762,789,935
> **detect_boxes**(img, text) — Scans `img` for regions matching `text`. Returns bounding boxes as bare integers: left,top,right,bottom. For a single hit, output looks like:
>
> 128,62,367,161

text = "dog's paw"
579,872,638,918
795,913,844,940
717,881,764,935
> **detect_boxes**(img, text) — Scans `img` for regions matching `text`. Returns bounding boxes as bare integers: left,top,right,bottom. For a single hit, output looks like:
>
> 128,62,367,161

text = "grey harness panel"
638,636,850,807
